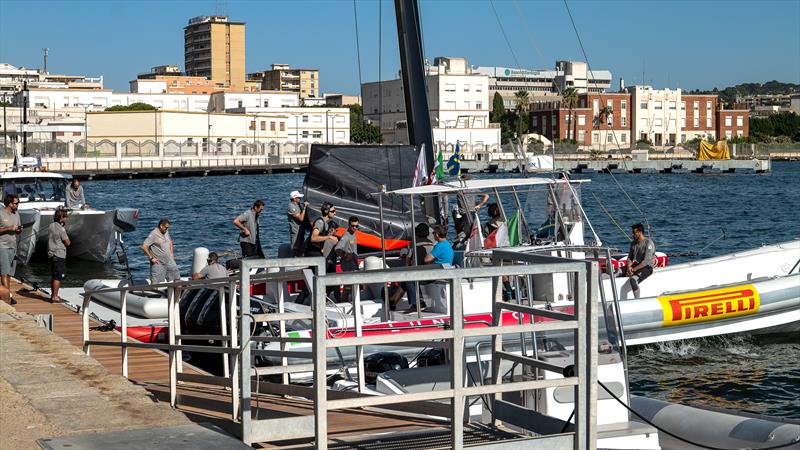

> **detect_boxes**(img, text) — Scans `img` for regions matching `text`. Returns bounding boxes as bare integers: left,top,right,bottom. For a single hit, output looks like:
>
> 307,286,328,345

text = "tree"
513,90,531,138
104,102,156,112
597,105,614,150
346,104,383,144
561,87,579,142
490,92,505,123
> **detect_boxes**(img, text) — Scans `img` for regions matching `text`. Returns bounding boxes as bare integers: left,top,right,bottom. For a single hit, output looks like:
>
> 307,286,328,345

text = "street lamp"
325,109,331,144
79,103,93,155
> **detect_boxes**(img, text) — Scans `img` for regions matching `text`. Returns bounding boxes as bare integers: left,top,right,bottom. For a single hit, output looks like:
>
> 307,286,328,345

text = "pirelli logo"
657,285,760,327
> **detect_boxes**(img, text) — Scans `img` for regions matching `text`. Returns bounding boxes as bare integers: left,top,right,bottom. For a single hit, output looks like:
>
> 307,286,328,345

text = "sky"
1,0,798,95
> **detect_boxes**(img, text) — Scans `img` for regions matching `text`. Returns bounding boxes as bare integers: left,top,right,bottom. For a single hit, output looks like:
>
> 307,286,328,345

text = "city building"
184,16,246,90
0,63,103,96
529,92,631,149
324,93,361,106
791,94,800,115
362,56,500,154
227,107,351,145
716,106,750,140
248,64,319,100
473,60,612,110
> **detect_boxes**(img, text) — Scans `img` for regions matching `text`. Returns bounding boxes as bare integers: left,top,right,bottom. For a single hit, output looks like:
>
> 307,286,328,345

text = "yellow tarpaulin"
698,140,730,160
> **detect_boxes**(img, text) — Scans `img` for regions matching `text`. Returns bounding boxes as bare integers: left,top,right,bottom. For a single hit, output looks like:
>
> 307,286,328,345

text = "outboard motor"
113,208,139,233
364,352,409,385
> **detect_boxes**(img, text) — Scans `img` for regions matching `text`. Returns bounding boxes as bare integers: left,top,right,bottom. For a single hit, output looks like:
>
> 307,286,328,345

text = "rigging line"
378,0,383,135
563,0,652,237
591,191,629,241
512,0,560,96
352,0,364,90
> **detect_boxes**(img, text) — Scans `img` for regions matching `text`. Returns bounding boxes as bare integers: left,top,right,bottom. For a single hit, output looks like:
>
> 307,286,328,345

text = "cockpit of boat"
2,177,67,204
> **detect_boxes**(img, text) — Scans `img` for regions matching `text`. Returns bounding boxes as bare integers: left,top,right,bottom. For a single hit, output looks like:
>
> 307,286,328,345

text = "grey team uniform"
0,208,20,276
335,229,359,272
143,227,180,283
197,263,227,279
237,208,263,258
66,185,86,208
287,201,305,256
626,237,656,289
48,222,69,280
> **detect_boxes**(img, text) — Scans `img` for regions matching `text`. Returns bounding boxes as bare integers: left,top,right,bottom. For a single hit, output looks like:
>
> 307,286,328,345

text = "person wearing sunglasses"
0,194,22,304
305,202,338,258
335,216,360,273
192,252,227,280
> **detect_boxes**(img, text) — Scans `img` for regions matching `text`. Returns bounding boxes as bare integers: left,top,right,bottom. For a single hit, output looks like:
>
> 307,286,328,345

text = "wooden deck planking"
7,280,438,447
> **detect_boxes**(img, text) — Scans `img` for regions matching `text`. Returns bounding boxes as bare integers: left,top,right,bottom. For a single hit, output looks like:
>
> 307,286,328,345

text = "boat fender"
192,247,210,275
562,364,575,378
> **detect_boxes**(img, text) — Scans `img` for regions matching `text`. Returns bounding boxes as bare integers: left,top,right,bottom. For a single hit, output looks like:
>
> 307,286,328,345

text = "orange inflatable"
332,227,409,250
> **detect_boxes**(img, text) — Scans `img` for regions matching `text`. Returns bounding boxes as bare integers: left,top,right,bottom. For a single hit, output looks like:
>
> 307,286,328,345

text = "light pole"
79,103,92,155
325,109,331,144
21,81,29,156
207,108,212,154
2,93,7,155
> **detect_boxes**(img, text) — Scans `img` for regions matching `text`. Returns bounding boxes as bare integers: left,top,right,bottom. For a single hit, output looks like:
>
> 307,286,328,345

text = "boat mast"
394,0,439,218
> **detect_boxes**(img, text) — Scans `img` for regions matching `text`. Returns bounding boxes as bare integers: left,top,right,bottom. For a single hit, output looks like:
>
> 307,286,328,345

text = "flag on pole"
507,211,521,246
446,143,461,176
484,222,510,249
412,144,428,187
429,148,444,184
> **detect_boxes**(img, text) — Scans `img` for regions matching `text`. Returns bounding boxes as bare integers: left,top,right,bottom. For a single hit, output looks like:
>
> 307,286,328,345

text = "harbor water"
16,161,800,419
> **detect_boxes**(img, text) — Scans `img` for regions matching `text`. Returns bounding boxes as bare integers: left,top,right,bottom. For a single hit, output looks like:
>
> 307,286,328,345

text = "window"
444,101,456,109
621,100,626,110
302,131,309,138
592,133,599,144
668,101,676,110
681,101,686,111
694,101,699,110
607,134,614,143
237,100,243,107
463,101,470,109
444,83,456,92
706,117,711,128
578,115,586,126
736,116,743,127
302,115,309,123
578,130,586,142
249,120,255,130
694,117,699,127
621,133,627,143
476,102,482,110
476,85,482,92
263,100,269,107
621,116,626,127
312,131,322,138
464,85,470,92
654,118,662,127
593,99,599,112
680,117,686,127
654,102,663,110
725,116,732,126
280,122,285,131
532,116,538,127
270,121,276,131
681,134,686,143
607,100,613,108
706,101,711,110
640,101,648,109
260,121,266,131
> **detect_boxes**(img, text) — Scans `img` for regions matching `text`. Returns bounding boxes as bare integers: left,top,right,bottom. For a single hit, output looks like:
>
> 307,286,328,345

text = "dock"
463,157,771,174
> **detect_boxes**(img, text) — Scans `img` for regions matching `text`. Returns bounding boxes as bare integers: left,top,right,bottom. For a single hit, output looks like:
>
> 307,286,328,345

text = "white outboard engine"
192,247,210,275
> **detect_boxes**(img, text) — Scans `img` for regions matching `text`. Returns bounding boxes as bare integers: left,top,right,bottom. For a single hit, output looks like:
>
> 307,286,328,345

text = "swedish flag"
446,143,461,176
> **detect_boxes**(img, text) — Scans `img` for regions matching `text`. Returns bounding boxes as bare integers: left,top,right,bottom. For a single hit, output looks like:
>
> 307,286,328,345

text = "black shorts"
240,242,264,258
51,257,66,281
629,265,653,291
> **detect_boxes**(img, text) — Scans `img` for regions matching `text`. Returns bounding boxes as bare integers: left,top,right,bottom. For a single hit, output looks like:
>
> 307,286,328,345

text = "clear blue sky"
1,0,798,94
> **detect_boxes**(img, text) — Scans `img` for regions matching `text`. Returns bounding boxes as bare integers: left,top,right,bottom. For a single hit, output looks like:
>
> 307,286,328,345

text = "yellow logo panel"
658,284,760,327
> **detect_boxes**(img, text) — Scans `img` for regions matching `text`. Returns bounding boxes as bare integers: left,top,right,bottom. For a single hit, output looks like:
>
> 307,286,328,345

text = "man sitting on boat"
621,223,656,299
191,252,227,280
66,179,88,209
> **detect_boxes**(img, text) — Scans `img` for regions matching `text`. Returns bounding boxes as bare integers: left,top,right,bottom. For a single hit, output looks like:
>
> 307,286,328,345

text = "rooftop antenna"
42,48,49,74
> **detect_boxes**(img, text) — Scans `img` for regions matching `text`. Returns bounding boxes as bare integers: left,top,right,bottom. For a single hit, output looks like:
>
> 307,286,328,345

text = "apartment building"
248,64,319,100
717,107,750,139
362,56,500,153
529,92,631,149
0,63,103,96
184,16,246,90
473,60,612,110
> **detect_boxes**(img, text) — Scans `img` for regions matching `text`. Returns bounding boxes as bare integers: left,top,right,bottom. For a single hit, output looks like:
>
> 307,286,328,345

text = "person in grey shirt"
192,252,228,280
141,218,180,283
622,223,656,298
233,199,265,258
47,209,71,303
0,194,21,305
66,179,88,209
287,190,309,256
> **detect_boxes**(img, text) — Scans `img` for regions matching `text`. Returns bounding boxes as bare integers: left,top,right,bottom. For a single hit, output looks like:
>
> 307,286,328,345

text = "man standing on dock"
141,218,180,284
234,200,265,258
287,190,309,256
47,209,71,303
0,194,21,305
624,223,656,299
66,179,88,209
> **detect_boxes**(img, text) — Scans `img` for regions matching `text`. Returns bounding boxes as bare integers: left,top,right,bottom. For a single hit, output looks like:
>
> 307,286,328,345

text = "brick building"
529,92,631,149
717,107,750,139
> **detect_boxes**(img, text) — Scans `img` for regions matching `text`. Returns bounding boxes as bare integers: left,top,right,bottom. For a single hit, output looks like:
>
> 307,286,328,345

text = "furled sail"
698,140,730,160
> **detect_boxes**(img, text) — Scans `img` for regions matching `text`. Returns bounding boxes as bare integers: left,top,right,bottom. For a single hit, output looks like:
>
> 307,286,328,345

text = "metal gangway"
81,253,600,449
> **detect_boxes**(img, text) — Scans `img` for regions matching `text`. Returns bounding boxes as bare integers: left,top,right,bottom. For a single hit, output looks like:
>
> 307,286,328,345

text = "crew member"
335,216,360,272
389,223,434,312
287,190,309,256
483,203,504,237
305,202,338,258
141,218,180,283
192,252,228,280
234,199,265,258
66,179,88,209
0,194,21,305
47,209,71,303
623,223,656,299
425,225,455,266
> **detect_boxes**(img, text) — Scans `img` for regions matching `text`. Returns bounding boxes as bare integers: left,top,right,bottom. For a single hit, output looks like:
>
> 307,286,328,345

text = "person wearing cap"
141,218,180,283
287,190,310,256
234,199,265,258
192,252,228,280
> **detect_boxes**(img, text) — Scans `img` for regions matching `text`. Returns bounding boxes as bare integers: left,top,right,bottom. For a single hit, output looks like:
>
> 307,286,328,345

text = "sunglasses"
349,224,359,229
330,209,337,213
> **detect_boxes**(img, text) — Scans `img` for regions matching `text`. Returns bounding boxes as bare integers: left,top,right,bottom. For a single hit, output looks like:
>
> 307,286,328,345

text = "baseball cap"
290,190,304,199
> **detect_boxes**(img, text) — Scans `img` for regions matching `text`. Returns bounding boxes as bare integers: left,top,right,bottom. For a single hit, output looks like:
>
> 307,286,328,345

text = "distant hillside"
686,80,800,105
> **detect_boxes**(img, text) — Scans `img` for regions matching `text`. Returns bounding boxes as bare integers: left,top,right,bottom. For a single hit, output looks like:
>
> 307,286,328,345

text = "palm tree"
561,87,579,143
514,90,531,138
597,105,614,151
